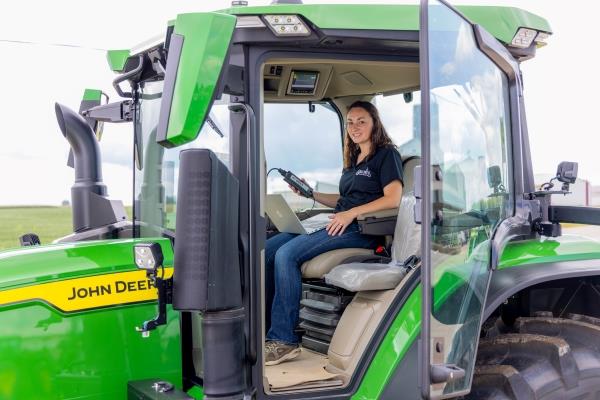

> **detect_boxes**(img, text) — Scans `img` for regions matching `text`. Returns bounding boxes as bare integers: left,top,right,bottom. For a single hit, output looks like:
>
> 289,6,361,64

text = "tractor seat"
300,156,421,279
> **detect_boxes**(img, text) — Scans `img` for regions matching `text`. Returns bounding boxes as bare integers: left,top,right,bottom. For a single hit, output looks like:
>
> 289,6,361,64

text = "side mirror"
487,165,506,194
556,161,578,185
539,161,579,192
487,166,501,189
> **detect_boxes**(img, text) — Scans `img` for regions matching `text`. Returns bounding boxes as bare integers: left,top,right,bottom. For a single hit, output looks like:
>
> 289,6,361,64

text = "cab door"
418,0,514,398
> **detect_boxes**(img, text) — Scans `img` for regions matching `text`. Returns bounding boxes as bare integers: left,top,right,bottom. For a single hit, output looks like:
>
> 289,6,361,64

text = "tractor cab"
75,1,554,399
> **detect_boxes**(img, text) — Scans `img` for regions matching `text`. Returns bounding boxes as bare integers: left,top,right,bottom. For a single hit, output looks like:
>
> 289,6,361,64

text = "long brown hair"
343,101,394,168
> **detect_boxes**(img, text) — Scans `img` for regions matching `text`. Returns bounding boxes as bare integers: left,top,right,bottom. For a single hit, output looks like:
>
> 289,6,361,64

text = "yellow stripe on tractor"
0,267,173,313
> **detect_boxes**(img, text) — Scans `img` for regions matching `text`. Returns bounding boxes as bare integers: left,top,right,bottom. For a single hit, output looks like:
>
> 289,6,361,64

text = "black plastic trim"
485,258,600,321
229,102,259,365
380,340,420,399
113,55,144,98
180,312,201,390
320,29,419,42
473,25,518,81
156,33,184,147
550,206,600,225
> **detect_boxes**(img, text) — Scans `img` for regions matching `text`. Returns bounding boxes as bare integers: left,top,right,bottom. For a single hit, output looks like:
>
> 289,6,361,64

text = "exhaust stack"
55,103,126,232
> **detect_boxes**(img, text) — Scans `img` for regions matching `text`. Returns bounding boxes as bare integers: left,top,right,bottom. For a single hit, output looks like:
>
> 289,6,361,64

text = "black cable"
309,197,316,212
267,167,279,177
0,39,106,51
540,177,556,191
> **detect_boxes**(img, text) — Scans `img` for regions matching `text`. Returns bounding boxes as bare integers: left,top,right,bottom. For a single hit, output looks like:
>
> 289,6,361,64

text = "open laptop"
266,194,331,235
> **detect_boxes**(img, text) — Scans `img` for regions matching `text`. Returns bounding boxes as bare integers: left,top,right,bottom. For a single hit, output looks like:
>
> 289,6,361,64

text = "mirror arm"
82,100,133,123
113,55,144,98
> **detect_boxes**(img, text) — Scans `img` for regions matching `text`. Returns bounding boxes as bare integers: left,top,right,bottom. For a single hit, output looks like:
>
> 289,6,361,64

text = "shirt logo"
356,167,372,178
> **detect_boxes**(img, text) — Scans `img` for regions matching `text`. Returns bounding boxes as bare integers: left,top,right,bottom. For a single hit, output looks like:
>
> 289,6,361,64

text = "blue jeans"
265,222,379,344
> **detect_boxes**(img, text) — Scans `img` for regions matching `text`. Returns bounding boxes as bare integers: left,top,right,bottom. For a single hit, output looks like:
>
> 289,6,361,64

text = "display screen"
289,70,319,94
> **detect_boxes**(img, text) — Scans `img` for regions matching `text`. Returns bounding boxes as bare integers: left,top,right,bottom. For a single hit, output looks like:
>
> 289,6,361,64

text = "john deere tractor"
2,1,600,399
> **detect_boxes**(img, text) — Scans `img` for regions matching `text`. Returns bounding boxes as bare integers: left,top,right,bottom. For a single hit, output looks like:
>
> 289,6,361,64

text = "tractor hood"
0,239,173,312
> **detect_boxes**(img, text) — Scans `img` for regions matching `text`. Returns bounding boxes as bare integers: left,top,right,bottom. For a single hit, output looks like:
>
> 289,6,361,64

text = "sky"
0,0,598,205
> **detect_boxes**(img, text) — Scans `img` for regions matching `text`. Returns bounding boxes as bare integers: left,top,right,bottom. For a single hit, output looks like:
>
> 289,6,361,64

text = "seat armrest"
357,208,398,220
357,208,398,236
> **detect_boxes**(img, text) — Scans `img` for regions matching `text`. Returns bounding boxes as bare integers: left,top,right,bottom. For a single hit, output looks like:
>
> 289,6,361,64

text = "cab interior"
259,57,423,393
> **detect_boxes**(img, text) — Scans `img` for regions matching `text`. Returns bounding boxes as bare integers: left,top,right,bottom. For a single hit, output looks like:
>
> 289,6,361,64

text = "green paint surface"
0,239,181,399
499,234,600,269
0,238,173,290
106,49,130,73
83,89,102,102
163,12,236,147
224,4,551,44
0,302,181,400
187,385,204,399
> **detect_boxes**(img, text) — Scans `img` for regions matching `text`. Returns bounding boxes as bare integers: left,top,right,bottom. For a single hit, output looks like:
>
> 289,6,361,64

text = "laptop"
266,194,331,235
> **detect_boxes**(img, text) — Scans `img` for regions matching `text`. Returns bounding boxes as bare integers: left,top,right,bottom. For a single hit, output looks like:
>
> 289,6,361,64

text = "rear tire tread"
468,315,600,399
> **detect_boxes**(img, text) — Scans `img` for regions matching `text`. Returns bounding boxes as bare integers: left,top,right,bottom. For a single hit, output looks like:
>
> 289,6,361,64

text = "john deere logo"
0,268,173,313
67,278,156,300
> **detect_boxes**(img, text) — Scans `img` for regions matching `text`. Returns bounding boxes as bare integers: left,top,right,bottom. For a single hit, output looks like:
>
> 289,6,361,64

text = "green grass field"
0,206,131,251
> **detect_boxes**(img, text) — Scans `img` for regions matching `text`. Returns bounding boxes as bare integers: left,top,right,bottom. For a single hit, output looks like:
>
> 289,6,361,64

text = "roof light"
236,16,266,28
264,15,311,37
535,31,550,48
511,28,537,49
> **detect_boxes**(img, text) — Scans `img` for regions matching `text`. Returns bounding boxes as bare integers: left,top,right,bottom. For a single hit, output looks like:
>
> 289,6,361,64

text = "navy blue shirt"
335,145,404,212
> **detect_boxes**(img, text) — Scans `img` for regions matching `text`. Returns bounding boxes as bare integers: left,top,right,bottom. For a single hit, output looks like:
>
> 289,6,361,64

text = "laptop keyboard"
301,214,331,234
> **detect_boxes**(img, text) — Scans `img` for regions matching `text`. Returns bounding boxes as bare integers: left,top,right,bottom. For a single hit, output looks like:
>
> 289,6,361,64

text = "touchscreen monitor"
288,70,319,95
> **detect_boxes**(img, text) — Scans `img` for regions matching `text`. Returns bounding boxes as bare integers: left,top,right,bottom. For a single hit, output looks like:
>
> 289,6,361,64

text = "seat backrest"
390,194,420,262
401,155,420,197
392,156,421,262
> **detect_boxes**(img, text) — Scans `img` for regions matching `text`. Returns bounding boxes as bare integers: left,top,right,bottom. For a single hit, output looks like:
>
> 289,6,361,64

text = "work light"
535,32,550,47
511,28,537,48
264,15,310,36
134,243,164,271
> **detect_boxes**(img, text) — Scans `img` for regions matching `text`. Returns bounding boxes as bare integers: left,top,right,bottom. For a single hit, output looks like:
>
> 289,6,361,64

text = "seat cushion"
324,262,408,292
301,248,373,279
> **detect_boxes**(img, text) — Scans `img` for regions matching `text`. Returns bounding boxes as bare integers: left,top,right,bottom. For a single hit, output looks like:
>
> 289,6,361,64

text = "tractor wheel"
466,314,600,399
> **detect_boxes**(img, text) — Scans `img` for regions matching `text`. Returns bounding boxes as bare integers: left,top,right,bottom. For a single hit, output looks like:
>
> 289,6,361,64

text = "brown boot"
264,340,301,366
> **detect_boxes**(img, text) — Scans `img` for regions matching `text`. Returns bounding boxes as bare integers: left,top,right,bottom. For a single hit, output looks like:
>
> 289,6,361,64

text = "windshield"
133,80,231,238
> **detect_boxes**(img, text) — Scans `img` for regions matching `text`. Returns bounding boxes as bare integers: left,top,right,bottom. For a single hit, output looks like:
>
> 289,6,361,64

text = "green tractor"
2,1,600,399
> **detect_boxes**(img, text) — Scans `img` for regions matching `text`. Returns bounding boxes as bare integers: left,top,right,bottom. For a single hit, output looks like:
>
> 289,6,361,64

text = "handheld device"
277,168,314,198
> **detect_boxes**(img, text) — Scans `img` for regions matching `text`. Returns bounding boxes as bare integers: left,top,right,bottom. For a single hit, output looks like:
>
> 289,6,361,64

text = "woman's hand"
326,209,357,236
288,177,310,198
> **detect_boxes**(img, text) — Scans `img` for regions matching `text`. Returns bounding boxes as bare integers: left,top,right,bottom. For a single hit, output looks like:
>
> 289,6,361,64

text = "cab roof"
223,4,551,46
107,4,551,72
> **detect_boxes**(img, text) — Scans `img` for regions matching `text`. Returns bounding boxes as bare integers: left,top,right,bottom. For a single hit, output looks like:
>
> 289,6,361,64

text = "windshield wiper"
205,112,224,138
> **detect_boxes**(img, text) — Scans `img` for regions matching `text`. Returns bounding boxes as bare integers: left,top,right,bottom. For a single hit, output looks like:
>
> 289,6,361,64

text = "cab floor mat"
266,348,343,390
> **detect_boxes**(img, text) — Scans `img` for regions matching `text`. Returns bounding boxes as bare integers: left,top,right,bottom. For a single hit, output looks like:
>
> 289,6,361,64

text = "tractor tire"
466,314,600,399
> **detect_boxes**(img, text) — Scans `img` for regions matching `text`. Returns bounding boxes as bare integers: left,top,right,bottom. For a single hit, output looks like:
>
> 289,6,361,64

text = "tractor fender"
484,258,600,321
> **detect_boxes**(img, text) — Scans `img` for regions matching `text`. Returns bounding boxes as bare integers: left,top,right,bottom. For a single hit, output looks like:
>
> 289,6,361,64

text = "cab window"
373,91,422,157
264,102,343,210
